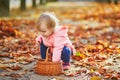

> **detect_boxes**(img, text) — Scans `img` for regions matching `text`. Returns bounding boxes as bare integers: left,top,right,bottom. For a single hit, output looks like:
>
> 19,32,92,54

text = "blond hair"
36,12,59,31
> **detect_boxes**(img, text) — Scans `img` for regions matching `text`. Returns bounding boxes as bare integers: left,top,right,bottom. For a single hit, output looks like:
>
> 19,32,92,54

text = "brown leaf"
10,65,22,70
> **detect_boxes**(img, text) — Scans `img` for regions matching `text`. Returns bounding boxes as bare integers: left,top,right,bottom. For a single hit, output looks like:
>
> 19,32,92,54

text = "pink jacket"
36,25,76,62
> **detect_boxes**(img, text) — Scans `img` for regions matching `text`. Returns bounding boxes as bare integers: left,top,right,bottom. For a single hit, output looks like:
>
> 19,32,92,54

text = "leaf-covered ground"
0,2,120,80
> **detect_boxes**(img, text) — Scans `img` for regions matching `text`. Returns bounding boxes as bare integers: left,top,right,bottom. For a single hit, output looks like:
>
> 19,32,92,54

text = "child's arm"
35,35,42,44
71,45,76,55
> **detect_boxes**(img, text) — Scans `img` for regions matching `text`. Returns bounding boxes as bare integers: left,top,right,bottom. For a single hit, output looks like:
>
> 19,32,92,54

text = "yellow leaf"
90,76,101,80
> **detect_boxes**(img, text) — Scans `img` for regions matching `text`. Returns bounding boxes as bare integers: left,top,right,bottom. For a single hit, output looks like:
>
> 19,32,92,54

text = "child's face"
38,21,54,37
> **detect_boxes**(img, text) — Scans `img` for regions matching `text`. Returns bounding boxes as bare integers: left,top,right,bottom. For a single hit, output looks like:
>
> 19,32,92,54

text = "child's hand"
73,48,76,56
35,39,40,44
35,36,42,44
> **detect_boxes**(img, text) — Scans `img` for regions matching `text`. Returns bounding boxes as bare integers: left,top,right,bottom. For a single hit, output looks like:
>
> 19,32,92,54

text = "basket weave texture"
35,48,63,76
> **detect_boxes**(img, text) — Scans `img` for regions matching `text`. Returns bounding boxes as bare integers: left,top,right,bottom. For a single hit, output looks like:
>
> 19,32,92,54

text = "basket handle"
45,48,49,62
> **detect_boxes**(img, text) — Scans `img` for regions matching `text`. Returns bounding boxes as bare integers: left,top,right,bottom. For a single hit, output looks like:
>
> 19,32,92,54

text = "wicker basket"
35,48,63,76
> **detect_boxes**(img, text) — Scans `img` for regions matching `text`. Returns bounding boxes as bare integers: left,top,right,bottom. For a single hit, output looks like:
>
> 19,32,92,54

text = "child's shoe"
62,62,70,70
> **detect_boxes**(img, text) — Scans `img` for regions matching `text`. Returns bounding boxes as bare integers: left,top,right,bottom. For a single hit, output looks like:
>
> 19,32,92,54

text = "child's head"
36,12,59,37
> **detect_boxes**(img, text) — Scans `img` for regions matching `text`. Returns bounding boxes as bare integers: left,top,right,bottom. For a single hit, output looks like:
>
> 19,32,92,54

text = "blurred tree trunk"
96,0,112,3
114,0,118,4
96,0,118,4
0,0,9,17
40,0,47,5
102,0,110,3
40,0,43,4
20,0,26,11
96,0,102,2
107,0,111,3
32,0,36,7
50,0,57,1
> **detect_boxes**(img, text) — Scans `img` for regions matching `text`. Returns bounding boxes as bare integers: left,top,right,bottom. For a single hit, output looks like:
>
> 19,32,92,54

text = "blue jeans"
40,42,71,63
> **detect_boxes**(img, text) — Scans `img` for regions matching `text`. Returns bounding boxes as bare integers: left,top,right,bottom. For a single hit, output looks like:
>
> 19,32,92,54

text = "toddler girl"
35,12,76,70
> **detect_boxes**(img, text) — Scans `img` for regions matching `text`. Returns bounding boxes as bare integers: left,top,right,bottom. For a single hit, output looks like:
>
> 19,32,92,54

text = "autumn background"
0,0,120,80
